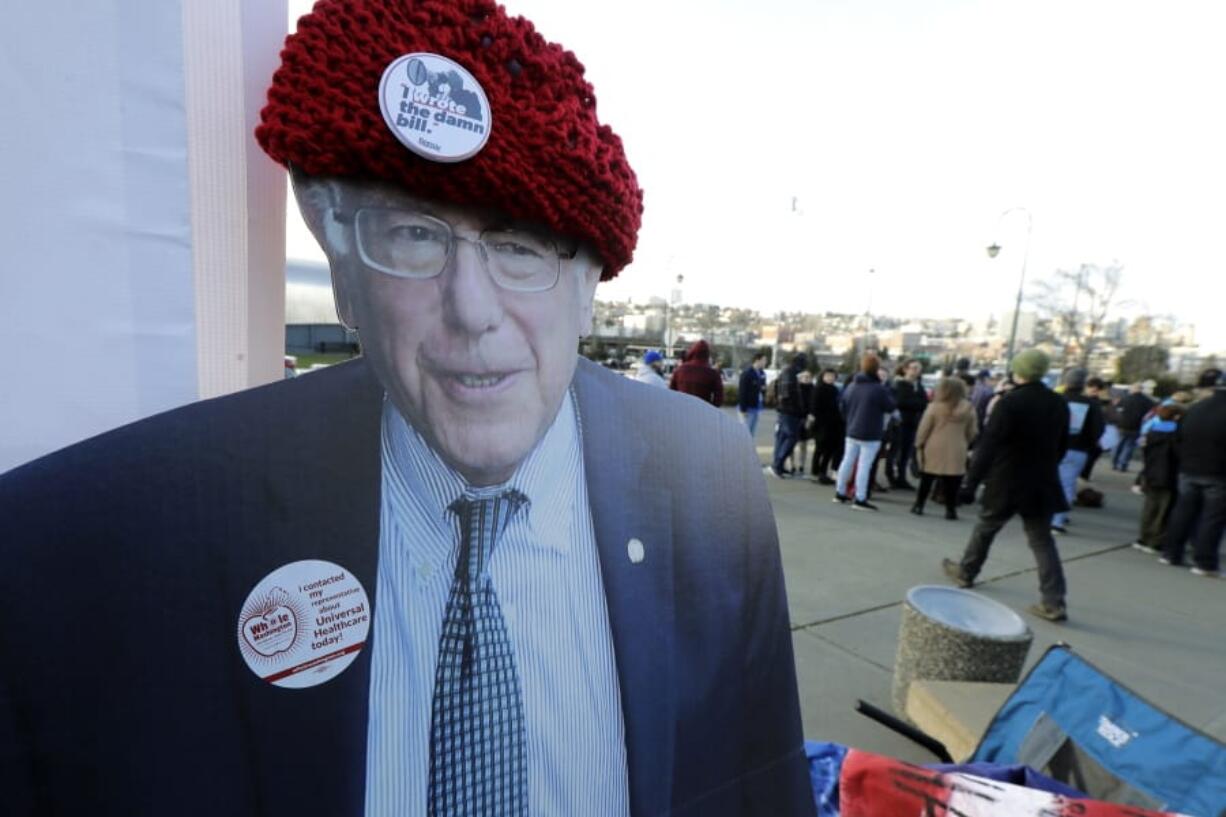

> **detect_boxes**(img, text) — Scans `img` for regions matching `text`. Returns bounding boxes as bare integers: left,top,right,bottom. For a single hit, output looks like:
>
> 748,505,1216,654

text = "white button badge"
236,559,371,689
627,538,645,564
378,52,492,163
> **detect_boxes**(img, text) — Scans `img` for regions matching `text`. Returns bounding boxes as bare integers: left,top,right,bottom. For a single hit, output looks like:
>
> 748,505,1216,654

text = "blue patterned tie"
428,490,529,817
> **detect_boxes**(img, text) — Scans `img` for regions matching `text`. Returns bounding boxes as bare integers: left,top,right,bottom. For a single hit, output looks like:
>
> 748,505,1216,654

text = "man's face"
905,361,922,380
822,371,836,385
298,177,601,486
753,357,765,371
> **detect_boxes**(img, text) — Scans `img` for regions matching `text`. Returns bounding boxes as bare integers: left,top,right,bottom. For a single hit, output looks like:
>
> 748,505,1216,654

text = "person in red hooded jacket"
669,339,724,406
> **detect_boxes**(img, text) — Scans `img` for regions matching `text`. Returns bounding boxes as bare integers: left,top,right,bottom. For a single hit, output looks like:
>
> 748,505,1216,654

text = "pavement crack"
798,628,895,674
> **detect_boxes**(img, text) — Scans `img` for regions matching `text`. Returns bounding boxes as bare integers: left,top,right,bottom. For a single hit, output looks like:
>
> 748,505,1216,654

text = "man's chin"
435,424,542,487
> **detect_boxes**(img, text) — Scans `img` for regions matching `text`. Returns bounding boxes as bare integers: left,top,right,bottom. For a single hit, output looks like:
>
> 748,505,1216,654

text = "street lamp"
666,273,684,358
987,208,1032,374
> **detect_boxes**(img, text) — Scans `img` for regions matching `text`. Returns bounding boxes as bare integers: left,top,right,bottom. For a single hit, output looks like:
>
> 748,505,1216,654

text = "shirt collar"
381,390,581,573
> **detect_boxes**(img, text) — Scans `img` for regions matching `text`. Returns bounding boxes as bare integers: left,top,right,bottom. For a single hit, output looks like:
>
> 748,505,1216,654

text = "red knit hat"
256,0,643,279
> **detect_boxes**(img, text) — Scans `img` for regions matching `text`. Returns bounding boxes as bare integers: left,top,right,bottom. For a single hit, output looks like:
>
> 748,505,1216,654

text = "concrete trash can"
892,585,1033,717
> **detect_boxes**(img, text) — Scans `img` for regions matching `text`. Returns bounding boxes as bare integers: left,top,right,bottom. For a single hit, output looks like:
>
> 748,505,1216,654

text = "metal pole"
996,208,1032,375
865,268,876,355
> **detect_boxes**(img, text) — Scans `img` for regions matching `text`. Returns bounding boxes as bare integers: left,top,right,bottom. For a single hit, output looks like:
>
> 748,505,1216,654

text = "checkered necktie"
428,491,529,817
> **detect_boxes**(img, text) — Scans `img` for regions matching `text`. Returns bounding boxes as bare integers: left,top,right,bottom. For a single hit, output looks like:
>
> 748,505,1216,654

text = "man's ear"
289,167,359,329
575,252,603,336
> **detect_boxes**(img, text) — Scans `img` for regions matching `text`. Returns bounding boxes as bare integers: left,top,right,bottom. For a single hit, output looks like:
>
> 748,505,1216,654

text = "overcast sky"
285,0,1226,351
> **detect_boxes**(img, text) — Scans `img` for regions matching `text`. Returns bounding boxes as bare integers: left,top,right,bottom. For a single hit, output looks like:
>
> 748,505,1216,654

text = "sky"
284,0,1226,352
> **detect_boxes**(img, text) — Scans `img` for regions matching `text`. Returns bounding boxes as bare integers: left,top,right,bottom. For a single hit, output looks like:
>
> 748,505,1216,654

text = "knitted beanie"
1011,349,1050,382
256,0,643,279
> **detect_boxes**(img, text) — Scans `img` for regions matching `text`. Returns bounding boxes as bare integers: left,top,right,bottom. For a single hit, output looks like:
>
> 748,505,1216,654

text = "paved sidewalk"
741,408,1225,763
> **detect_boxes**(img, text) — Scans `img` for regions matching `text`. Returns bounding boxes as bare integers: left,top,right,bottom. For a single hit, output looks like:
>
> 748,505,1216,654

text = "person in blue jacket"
833,353,897,511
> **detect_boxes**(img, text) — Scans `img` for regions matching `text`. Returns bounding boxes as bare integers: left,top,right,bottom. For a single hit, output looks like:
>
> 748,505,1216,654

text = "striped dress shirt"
364,391,631,816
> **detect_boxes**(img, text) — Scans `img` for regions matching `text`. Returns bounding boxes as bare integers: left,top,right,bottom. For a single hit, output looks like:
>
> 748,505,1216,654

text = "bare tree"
1030,263,1124,367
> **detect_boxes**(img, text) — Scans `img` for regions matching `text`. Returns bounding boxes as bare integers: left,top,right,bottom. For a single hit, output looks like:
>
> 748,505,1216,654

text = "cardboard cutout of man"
0,2,812,815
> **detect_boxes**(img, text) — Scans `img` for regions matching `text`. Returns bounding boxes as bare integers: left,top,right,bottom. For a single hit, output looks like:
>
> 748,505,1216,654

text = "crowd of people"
632,341,1226,601
642,343,1225,622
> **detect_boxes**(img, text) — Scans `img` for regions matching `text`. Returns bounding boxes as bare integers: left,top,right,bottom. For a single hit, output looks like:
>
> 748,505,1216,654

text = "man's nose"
442,238,505,335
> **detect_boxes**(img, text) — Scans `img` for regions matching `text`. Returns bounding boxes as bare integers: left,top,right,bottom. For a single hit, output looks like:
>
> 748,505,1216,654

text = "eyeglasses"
344,207,577,293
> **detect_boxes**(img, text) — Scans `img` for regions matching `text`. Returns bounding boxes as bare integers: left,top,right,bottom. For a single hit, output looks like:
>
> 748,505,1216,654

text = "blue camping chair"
969,644,1226,816
857,644,1226,815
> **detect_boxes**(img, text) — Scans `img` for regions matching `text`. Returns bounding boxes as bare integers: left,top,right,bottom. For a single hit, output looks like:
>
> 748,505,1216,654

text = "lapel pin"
627,538,645,564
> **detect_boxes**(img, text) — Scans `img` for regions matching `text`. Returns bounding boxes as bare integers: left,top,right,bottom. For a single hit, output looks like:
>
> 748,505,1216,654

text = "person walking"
1160,368,1226,576
767,353,808,478
1050,368,1104,534
669,339,724,406
737,352,767,436
1114,383,1156,472
810,368,843,485
833,354,897,511
634,349,668,388
891,359,927,490
942,349,1072,622
1130,400,1183,555
912,377,977,520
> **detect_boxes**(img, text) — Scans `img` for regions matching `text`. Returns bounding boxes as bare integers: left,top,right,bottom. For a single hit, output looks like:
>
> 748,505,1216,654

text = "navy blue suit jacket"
0,358,813,816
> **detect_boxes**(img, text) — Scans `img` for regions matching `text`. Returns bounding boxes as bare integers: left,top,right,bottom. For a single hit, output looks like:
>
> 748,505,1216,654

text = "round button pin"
236,559,371,689
378,52,492,163
627,538,645,564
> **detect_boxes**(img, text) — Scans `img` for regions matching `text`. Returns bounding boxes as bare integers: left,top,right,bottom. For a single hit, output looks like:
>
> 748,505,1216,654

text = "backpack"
1075,486,1104,508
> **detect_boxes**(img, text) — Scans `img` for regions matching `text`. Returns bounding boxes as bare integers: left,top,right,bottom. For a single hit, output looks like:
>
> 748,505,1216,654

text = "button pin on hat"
627,538,645,564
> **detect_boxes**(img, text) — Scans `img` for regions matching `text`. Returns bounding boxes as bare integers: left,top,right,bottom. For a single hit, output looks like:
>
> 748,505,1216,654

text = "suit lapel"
233,360,383,816
573,360,676,816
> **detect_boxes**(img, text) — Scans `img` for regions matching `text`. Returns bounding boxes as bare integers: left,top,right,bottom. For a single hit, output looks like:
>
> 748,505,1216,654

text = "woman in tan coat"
912,377,978,519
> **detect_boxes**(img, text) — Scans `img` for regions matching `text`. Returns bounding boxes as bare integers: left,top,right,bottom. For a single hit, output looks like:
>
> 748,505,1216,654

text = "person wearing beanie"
0,2,813,815
767,352,811,478
1050,367,1105,534
634,349,668,388
737,351,768,436
943,348,1074,622
669,338,724,406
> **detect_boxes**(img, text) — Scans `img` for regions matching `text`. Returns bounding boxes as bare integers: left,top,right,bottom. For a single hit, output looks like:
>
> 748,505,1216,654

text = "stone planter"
892,585,1033,718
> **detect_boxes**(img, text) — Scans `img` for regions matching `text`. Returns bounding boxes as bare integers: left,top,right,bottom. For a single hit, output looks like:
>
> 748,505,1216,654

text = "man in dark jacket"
833,353,897,510
1113,383,1156,472
1161,368,1226,576
737,353,767,437
810,368,844,485
1050,368,1105,534
768,353,809,478
943,349,1072,622
890,359,927,490
669,339,724,406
